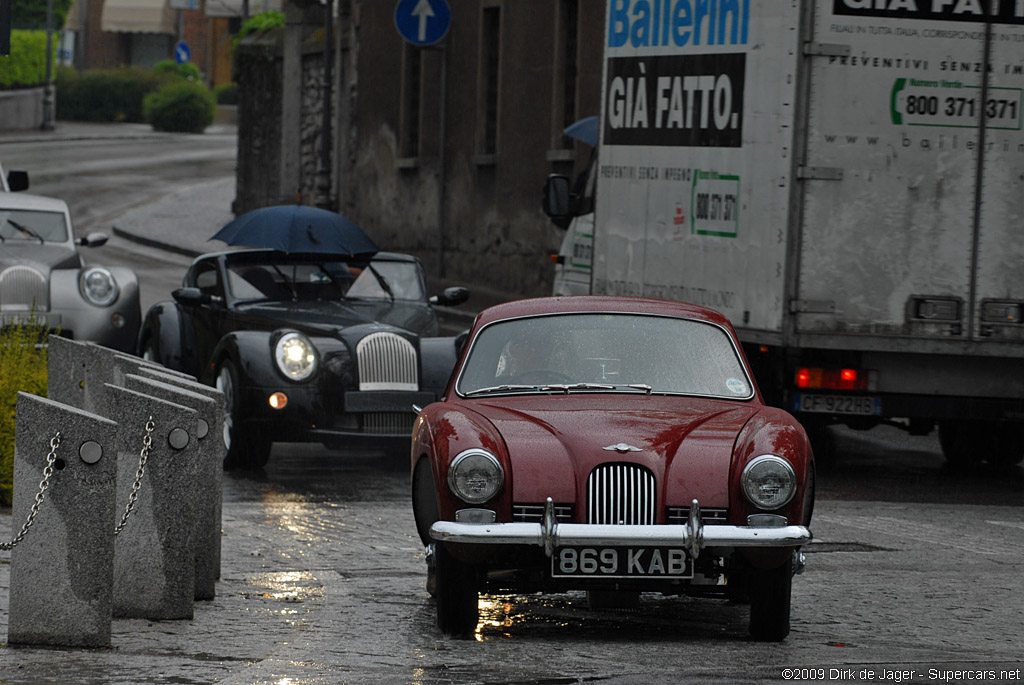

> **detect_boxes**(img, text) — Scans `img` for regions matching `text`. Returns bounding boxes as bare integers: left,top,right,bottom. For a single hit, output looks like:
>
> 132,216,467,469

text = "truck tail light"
795,367,874,391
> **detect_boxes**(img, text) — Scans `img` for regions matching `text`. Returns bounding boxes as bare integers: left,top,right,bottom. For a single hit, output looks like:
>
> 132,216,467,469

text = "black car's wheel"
748,555,793,642
140,336,157,363
435,543,478,638
216,359,271,470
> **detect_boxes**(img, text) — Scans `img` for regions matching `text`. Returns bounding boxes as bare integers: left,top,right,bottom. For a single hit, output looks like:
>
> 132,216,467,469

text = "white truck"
545,0,1024,465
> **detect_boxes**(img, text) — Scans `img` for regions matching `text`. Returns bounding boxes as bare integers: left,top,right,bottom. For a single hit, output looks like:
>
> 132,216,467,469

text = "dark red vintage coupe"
411,296,814,640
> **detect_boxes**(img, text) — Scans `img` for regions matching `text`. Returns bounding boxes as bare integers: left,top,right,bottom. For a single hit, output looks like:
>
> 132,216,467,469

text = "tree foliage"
11,0,75,31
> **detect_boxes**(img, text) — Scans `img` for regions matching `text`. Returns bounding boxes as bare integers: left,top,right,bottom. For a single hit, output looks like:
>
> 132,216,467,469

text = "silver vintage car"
0,191,141,352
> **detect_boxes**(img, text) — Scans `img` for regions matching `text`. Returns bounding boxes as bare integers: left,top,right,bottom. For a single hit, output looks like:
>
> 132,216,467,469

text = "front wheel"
216,359,271,470
435,544,478,638
748,556,793,641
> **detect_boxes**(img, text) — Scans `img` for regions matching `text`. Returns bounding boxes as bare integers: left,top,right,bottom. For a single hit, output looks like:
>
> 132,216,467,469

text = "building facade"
303,0,601,298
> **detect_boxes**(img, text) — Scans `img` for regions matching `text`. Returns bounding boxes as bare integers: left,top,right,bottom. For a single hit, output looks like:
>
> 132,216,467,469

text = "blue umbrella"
563,115,599,147
211,204,379,256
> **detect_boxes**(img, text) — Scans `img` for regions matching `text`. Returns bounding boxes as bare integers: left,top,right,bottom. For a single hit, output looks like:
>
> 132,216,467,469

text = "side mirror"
172,287,221,307
77,232,109,248
455,329,470,357
542,174,572,228
429,286,470,308
6,170,29,192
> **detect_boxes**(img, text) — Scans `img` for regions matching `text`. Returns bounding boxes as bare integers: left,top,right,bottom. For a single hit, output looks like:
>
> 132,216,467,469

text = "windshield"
0,209,69,243
456,313,754,399
225,257,425,302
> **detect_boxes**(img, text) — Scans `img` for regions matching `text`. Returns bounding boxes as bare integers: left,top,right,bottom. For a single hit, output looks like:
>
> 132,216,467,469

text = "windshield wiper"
626,384,653,394
7,219,45,244
366,264,395,301
464,384,540,396
542,383,616,393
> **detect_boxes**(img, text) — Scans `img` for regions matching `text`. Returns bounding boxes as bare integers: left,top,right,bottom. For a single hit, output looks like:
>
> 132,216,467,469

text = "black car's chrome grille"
513,503,574,523
586,462,656,525
360,412,415,436
356,332,418,391
666,507,729,525
0,265,49,310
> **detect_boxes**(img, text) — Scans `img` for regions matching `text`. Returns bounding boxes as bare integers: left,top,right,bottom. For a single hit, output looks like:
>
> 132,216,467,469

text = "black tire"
749,556,793,642
937,420,981,466
216,359,271,470
435,543,478,638
938,420,1024,467
140,336,157,363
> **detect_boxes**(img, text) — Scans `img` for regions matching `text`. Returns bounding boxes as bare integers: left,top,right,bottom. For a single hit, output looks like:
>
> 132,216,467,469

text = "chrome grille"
666,507,728,525
0,265,49,310
586,462,655,525
356,332,418,391
513,503,574,523
361,412,415,435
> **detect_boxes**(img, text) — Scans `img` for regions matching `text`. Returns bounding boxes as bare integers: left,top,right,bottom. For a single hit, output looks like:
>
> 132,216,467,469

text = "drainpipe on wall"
316,0,334,210
41,0,55,130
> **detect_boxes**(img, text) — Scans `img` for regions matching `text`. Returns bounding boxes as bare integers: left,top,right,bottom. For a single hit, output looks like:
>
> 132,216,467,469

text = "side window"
193,261,223,298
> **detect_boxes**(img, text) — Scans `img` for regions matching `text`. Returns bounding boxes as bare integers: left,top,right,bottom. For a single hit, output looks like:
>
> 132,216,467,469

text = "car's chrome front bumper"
430,498,811,559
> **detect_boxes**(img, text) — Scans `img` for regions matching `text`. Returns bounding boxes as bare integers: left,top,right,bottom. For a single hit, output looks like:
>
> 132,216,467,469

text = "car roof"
474,296,736,328
0,191,70,213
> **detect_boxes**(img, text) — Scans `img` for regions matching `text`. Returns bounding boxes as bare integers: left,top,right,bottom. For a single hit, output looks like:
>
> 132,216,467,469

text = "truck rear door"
796,3,1024,348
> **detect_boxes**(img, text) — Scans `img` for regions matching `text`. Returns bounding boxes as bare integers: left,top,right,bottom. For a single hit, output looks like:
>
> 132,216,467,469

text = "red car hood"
464,394,761,512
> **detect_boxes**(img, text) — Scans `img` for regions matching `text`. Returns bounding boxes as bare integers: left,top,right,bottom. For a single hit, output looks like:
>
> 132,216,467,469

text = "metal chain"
1,432,62,551
114,416,155,537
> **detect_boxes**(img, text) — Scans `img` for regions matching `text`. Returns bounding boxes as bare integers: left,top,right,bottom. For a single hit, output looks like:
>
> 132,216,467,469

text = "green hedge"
0,319,50,508
213,82,238,105
144,81,216,133
56,66,172,123
0,31,54,88
152,59,203,82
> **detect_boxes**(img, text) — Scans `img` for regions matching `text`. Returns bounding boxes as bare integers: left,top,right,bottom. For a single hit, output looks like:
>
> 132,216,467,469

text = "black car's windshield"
456,313,753,400
0,209,69,243
224,257,425,302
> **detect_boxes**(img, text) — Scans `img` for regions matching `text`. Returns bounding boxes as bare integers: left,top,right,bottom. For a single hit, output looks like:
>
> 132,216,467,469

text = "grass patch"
0,317,50,507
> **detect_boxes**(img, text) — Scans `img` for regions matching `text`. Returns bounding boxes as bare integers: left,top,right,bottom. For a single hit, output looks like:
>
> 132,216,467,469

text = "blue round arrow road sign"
394,0,451,47
174,41,191,64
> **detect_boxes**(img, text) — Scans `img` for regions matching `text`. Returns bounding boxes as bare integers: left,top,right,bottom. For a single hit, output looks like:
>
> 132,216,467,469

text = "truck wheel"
435,544,478,638
986,423,1024,467
938,421,984,466
748,556,792,641
217,359,271,470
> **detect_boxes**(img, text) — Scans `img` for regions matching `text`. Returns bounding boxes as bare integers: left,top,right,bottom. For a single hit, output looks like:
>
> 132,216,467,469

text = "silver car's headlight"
448,448,504,504
79,267,119,306
742,455,797,510
274,332,318,381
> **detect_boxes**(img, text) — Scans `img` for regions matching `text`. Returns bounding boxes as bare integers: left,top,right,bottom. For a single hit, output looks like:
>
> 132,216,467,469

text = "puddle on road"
469,592,749,642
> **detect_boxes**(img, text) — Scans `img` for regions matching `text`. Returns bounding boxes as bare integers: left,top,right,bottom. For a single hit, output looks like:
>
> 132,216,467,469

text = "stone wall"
0,88,45,131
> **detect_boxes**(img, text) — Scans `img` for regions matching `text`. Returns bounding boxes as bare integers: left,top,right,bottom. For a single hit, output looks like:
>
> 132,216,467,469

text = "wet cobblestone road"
3,435,1024,684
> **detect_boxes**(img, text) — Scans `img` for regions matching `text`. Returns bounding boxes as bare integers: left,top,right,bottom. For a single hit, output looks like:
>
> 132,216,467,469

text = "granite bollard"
47,336,196,413
135,366,226,583
123,373,221,600
7,394,118,647
103,384,200,620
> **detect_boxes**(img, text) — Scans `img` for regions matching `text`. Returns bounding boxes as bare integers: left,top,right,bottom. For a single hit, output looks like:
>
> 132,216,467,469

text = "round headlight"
79,267,119,307
274,332,318,381
741,455,797,510
448,448,504,504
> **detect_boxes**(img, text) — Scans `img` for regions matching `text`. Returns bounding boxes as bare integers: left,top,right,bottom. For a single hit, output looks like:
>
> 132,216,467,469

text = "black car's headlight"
448,448,504,504
79,266,119,306
741,455,797,510
274,331,319,381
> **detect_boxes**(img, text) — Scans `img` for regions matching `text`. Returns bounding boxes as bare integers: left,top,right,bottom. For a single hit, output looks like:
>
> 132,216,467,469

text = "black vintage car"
138,248,469,469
